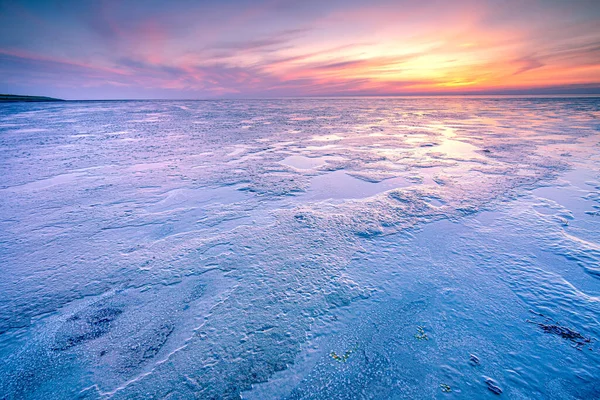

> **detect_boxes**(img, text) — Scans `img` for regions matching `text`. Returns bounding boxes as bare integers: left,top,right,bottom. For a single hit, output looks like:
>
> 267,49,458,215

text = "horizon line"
55,93,600,101
26,94,600,102
4,92,600,102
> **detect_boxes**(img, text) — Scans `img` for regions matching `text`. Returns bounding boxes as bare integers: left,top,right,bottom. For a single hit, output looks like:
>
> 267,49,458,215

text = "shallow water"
0,98,599,399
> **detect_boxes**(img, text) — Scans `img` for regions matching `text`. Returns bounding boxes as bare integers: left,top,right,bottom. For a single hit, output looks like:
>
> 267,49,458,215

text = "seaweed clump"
527,310,593,350
330,344,357,363
414,326,429,341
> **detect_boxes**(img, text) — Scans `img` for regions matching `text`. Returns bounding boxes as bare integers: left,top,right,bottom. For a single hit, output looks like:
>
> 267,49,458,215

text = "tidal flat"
0,97,599,399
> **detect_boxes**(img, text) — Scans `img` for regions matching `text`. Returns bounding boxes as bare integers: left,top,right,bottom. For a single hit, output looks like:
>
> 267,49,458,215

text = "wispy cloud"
513,56,545,75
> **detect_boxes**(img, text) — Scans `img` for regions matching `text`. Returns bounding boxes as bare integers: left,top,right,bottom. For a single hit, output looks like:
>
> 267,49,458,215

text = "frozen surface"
0,98,599,399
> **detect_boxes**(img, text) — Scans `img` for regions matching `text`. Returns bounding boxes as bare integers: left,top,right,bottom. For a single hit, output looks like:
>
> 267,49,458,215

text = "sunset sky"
1,0,599,99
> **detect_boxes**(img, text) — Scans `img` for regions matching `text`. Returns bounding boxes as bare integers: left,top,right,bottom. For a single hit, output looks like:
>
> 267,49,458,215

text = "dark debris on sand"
485,377,503,395
527,310,594,350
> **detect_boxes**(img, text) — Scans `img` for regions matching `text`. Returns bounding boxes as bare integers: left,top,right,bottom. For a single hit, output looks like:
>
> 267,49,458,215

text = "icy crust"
0,98,599,398
246,190,600,399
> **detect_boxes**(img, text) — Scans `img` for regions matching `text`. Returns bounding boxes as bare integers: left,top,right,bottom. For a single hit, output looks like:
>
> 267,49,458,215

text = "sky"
0,0,599,99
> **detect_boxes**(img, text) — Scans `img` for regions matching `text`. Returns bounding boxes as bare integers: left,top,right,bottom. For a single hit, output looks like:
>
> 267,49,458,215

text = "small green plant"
415,326,429,340
330,344,357,362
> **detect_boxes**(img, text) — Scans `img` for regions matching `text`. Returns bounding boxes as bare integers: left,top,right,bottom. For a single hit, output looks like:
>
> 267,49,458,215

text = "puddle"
311,134,343,142
405,134,433,145
379,139,483,160
280,156,326,170
280,155,345,170
301,170,412,200
435,139,482,159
